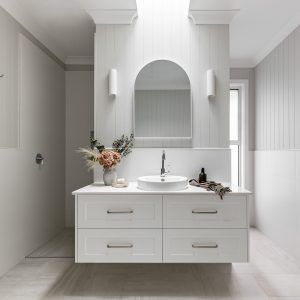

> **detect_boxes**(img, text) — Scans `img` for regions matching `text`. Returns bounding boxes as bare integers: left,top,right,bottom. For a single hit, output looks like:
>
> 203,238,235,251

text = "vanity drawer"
77,195,162,228
77,229,162,263
163,195,247,228
163,229,248,263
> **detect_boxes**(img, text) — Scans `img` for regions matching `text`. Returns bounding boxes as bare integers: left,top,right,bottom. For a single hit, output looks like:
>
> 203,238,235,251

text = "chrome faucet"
161,150,166,177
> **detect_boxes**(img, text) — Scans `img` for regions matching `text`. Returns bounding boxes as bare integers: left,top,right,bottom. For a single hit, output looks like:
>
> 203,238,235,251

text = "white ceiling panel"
3,0,300,66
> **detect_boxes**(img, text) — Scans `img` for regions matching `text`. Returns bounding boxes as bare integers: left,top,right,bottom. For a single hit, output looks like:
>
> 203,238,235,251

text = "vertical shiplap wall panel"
294,27,300,149
255,26,300,150
94,0,229,148
296,27,300,149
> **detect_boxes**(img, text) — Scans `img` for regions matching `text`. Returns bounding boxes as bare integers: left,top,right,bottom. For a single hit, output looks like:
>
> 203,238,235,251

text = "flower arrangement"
79,134,134,171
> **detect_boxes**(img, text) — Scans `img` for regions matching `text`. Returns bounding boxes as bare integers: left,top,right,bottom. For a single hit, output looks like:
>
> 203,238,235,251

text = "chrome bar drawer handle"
192,210,218,214
107,243,133,248
192,243,218,249
107,209,134,214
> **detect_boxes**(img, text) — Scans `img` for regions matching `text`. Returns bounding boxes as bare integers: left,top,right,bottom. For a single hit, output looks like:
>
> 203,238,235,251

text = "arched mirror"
134,60,192,147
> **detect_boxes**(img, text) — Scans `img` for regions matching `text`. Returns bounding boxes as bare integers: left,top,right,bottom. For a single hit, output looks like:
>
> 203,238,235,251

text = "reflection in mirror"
134,60,192,147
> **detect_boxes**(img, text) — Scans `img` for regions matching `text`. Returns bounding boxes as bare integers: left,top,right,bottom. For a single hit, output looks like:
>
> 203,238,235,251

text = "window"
230,89,241,186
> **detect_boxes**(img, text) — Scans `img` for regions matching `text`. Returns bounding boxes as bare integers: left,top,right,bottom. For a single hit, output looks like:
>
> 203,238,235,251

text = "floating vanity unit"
73,183,251,264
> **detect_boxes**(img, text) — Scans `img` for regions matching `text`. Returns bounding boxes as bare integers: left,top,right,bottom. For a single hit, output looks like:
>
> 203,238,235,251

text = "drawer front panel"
163,229,248,263
78,195,162,228
163,195,247,228
78,229,162,263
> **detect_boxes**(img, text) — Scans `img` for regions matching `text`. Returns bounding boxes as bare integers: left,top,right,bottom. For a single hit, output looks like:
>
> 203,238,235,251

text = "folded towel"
189,179,231,200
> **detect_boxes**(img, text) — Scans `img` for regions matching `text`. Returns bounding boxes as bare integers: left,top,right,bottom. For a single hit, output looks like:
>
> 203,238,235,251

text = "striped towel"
189,179,231,200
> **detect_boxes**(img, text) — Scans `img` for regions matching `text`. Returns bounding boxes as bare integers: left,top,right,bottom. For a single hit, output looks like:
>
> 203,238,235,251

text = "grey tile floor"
0,228,299,300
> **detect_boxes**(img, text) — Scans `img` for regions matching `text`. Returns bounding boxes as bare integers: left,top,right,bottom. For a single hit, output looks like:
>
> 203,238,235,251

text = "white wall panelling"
94,0,230,179
94,148,231,183
255,26,300,150
255,150,300,262
254,25,300,263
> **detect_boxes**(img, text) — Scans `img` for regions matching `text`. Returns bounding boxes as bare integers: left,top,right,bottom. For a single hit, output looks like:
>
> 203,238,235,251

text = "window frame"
230,88,242,186
230,80,250,189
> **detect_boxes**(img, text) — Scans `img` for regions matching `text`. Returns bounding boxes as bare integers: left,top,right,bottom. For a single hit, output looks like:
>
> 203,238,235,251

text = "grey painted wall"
0,8,65,276
254,26,300,262
65,71,94,227
0,8,19,148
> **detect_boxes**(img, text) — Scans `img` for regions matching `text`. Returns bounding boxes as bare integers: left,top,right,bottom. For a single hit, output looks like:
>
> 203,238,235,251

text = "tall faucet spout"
161,150,166,176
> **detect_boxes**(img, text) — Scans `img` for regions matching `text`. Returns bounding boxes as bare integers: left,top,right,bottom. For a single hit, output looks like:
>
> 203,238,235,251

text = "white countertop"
72,182,251,196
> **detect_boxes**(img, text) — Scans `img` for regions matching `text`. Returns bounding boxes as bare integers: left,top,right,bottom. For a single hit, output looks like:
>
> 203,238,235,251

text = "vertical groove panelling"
255,26,300,150
94,0,229,148
296,27,300,149
288,33,295,149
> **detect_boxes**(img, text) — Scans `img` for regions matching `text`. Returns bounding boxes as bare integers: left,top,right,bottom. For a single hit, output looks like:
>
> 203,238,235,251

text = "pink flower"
99,150,121,169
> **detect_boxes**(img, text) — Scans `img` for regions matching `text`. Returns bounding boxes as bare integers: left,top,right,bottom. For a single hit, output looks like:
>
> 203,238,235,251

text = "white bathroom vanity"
73,183,251,264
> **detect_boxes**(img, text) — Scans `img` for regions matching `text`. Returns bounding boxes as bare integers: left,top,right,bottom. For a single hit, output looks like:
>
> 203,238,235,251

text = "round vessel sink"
137,175,188,191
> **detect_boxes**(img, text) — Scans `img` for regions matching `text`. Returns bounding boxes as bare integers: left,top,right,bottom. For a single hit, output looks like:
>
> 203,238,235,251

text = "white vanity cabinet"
73,184,250,263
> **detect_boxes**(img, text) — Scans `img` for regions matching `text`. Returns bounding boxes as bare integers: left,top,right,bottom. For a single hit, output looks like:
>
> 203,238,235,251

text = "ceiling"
13,0,95,60
230,0,300,67
2,0,300,67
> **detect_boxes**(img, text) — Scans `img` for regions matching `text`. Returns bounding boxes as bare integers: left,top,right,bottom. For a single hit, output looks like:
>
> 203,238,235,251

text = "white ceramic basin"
137,175,188,191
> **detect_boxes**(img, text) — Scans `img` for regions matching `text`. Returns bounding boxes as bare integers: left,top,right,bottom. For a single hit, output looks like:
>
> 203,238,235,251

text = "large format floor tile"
27,229,75,258
0,228,299,299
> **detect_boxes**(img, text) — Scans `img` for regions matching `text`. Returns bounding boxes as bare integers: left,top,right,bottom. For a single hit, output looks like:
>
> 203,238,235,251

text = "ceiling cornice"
252,13,300,67
65,56,94,65
0,0,66,62
230,58,256,69
77,0,138,25
189,10,239,25
87,9,137,25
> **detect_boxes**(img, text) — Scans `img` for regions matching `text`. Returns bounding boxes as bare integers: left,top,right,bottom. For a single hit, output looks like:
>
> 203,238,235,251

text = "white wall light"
109,69,117,97
207,69,215,98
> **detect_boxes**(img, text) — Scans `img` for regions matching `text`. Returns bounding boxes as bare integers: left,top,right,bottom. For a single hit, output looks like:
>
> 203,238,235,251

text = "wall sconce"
207,69,215,98
109,69,117,97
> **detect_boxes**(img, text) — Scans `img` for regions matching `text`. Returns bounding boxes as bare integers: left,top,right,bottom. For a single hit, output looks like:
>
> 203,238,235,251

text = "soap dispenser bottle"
199,168,207,183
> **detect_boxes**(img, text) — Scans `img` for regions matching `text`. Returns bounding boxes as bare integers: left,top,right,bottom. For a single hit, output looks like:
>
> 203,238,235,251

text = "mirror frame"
133,60,193,146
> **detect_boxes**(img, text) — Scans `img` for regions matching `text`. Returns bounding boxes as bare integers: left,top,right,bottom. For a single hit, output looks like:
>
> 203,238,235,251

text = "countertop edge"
72,183,252,196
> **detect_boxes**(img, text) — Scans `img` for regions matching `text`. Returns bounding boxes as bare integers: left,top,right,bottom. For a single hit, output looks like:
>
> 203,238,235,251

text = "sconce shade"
207,69,215,97
109,69,117,96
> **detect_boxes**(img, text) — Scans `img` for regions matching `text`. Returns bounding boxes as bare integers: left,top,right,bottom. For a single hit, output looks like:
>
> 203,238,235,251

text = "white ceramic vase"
103,167,117,186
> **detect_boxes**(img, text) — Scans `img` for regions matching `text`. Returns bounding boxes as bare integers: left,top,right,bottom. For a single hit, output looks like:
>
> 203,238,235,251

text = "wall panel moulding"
189,0,240,25
79,0,138,25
